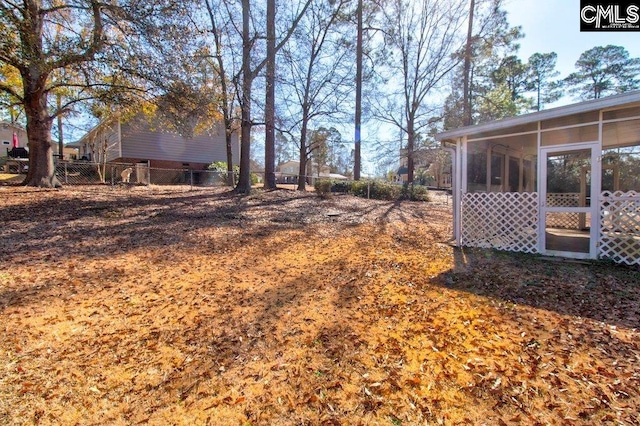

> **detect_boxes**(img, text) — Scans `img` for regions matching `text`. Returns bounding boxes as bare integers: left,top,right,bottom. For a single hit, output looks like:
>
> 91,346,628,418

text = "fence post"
111,164,114,186
64,162,68,184
367,180,370,199
190,170,193,191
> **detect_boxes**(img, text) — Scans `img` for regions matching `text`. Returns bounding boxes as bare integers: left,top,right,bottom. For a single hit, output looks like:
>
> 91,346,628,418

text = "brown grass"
0,185,638,425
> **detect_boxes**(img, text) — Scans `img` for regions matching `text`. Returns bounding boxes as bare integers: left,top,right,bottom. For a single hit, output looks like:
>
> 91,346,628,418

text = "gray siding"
120,119,240,165
77,119,121,163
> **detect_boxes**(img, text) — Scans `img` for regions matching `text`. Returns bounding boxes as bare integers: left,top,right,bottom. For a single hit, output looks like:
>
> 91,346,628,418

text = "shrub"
350,180,402,200
314,179,333,199
330,180,351,193
250,172,260,185
401,183,430,201
208,161,238,185
370,181,401,200
313,179,429,202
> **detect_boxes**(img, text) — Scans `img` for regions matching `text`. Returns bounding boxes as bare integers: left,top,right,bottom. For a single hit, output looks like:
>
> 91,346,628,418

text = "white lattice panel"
599,191,640,266
461,192,539,253
547,193,580,207
546,193,580,229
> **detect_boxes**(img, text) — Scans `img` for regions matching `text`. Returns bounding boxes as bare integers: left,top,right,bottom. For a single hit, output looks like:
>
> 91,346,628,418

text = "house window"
2,141,9,146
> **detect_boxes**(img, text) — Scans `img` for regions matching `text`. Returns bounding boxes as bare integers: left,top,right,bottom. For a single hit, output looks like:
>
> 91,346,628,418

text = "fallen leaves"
0,186,638,425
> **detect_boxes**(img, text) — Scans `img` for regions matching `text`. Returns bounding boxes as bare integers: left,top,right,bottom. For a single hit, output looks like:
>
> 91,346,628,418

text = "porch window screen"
602,119,640,193
540,125,598,146
466,150,487,193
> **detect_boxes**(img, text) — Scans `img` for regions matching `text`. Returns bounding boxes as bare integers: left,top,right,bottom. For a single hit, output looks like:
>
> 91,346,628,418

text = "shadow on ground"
435,246,640,330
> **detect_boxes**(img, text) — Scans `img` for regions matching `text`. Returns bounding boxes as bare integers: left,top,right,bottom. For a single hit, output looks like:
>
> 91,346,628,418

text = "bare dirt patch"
0,185,638,425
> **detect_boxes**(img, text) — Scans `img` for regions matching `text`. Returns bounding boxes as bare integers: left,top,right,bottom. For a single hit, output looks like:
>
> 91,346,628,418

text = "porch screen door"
540,144,598,259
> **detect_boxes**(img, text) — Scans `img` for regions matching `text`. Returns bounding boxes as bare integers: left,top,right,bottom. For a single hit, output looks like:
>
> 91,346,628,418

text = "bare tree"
278,0,354,190
264,0,277,189
233,0,312,194
204,0,243,186
462,0,475,126
374,0,467,183
354,0,363,180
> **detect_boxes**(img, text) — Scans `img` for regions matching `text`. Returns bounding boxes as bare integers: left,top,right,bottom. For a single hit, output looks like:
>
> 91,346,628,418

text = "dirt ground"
0,185,639,425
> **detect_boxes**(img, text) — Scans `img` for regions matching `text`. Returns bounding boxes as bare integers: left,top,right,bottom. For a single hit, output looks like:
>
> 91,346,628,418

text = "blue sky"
503,0,640,105
364,0,640,174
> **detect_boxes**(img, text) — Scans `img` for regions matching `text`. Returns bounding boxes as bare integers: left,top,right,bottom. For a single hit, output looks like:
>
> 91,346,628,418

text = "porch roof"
435,90,640,142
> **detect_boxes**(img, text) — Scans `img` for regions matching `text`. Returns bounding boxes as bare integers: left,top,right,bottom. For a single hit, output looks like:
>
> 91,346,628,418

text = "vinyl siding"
120,119,240,165
0,124,27,149
77,119,121,163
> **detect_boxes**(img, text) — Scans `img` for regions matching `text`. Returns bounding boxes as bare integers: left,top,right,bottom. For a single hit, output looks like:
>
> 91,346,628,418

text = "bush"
314,179,333,199
208,161,238,185
250,172,260,185
401,183,431,201
313,179,429,201
330,180,351,193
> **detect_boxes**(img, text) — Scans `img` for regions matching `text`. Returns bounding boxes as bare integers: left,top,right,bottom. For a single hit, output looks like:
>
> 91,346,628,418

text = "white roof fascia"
436,91,640,141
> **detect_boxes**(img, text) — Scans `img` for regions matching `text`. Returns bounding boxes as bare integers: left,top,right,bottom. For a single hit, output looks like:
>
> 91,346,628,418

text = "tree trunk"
225,125,235,186
22,77,61,188
263,0,277,190
297,119,309,191
406,119,415,184
236,0,253,194
57,94,64,160
353,0,363,180
462,0,475,127
208,7,235,187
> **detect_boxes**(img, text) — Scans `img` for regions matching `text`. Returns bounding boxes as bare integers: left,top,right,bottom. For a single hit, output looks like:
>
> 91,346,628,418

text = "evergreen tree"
526,52,562,110
564,45,640,100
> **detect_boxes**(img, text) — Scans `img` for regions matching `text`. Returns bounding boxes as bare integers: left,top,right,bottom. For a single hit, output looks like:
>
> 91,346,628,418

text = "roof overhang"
435,90,640,141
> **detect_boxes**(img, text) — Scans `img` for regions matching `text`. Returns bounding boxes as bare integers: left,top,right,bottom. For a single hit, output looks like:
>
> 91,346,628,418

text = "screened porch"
437,92,640,266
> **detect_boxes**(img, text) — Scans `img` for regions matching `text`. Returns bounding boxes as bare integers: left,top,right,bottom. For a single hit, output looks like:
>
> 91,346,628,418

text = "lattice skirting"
459,191,640,265
461,192,539,253
599,191,640,266
547,193,581,229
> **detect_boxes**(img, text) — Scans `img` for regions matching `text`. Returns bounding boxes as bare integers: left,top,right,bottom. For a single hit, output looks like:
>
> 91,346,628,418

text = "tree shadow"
435,246,640,330
0,188,444,313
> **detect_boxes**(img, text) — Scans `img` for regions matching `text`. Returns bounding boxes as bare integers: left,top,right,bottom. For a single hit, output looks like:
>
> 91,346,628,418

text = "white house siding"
120,121,239,166
0,123,28,150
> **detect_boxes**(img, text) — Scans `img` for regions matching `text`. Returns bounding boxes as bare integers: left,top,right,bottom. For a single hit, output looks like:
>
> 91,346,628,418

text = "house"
75,112,240,171
397,147,452,188
0,121,27,151
275,160,348,183
52,143,79,160
277,160,301,183
435,91,640,266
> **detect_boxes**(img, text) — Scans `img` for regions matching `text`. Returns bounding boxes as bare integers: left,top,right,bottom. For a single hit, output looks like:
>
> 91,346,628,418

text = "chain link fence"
53,161,232,188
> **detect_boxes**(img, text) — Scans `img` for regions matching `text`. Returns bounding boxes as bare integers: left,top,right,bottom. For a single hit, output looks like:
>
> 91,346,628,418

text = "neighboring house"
0,121,27,152
436,90,640,266
52,143,79,160
75,113,240,170
397,147,452,188
275,160,348,183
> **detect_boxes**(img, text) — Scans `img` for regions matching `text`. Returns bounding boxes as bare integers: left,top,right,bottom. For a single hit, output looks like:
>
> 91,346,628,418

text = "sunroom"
436,91,640,266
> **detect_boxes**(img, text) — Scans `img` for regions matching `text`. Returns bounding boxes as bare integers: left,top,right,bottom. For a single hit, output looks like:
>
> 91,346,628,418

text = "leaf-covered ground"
0,185,639,425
